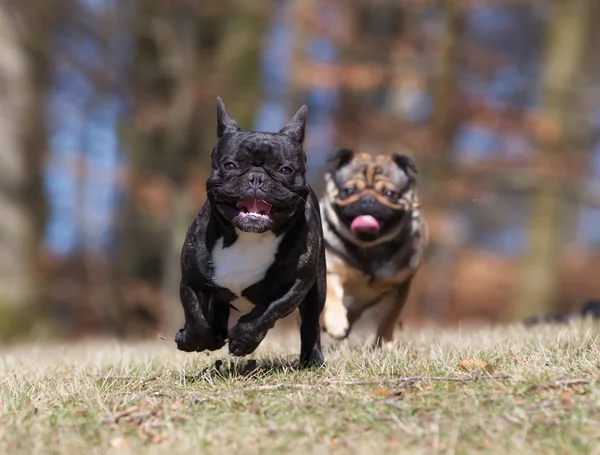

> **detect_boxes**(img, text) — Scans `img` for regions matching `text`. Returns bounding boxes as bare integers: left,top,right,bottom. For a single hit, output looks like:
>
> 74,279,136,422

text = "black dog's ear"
328,148,355,169
279,105,307,145
216,97,241,138
391,154,418,175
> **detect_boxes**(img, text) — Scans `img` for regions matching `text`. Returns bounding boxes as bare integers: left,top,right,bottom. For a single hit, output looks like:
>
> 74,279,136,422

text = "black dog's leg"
175,283,224,352
228,279,311,357
299,246,326,367
228,261,326,366
228,216,324,359
299,283,325,367
208,297,230,346
227,304,271,357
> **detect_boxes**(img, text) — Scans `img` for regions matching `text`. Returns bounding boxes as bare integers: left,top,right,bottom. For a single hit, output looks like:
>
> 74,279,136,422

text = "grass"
1,322,600,455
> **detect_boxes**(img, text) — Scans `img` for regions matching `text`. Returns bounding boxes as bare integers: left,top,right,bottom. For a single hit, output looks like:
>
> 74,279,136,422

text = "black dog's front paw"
300,347,325,369
175,323,225,353
227,323,267,357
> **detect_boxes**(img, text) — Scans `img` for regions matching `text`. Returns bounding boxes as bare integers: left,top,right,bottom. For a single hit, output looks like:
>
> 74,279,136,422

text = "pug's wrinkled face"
325,149,418,243
207,98,310,234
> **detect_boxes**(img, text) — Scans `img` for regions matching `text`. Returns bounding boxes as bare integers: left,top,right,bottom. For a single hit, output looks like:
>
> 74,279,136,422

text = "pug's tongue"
237,198,272,215
350,215,380,234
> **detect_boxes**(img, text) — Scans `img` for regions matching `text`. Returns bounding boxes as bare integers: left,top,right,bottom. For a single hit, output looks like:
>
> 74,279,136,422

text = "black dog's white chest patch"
212,229,282,313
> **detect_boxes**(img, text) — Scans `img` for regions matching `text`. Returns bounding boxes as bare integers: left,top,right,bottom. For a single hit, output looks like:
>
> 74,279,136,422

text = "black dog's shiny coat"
175,98,326,367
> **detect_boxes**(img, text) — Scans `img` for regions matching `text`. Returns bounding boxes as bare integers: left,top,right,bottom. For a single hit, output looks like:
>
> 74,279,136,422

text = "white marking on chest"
212,229,282,314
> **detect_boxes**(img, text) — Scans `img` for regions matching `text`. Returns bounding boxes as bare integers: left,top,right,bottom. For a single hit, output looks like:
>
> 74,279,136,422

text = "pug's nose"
360,195,376,208
247,171,265,190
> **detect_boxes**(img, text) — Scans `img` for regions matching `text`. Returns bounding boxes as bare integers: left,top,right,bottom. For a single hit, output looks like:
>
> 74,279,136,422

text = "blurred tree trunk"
420,1,465,324
0,3,48,337
3,0,82,339
512,0,592,320
116,0,197,337
430,1,463,168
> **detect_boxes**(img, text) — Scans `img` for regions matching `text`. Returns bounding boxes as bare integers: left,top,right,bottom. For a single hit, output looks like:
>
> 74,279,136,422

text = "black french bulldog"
175,97,326,367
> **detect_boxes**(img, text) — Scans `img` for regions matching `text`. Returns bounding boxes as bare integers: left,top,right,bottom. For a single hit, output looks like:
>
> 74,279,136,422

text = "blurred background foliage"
1,0,599,341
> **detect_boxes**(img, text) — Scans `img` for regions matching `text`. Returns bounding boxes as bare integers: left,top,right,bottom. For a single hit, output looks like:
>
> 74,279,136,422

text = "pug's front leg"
373,280,411,348
175,283,225,352
322,272,351,340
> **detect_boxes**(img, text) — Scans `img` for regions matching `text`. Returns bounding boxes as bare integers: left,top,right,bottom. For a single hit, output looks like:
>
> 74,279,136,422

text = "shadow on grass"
185,356,306,383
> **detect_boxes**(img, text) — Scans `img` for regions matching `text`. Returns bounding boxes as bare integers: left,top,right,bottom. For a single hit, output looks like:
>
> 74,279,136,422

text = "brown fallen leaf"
110,435,128,448
531,414,553,424
560,397,575,411
328,437,347,449
484,364,496,373
457,357,496,373
371,388,391,397
170,398,184,411
560,391,576,410
150,431,169,444
386,438,400,450
525,383,546,394
248,402,260,414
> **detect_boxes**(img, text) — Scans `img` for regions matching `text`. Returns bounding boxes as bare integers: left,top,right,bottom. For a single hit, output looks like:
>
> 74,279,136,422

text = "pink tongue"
350,215,380,234
237,198,272,215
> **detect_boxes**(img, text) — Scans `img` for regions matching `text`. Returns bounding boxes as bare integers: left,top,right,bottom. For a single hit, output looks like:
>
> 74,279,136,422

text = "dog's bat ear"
327,148,354,169
216,97,241,138
391,154,418,175
279,105,307,145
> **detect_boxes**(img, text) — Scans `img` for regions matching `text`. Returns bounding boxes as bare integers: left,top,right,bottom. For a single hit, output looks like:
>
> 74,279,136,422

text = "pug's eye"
279,166,293,175
384,189,399,201
223,161,237,171
341,188,355,198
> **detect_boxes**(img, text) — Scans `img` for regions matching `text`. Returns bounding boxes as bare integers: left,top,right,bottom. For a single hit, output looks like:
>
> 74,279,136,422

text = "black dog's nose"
247,170,265,189
360,195,376,208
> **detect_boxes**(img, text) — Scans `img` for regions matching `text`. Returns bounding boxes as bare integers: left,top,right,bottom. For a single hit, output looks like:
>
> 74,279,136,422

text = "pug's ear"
391,154,418,175
216,97,241,138
279,105,307,145
327,148,355,169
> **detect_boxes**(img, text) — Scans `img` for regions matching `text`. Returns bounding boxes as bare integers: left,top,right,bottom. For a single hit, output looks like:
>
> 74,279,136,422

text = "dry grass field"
1,322,600,455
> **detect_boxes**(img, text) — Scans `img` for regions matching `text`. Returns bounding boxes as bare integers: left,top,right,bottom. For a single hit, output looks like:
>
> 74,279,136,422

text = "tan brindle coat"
320,151,428,346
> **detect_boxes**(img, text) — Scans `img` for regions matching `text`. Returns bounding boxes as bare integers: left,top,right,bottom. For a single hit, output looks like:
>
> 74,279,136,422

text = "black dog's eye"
341,188,355,198
223,161,237,171
279,166,293,175
384,189,399,201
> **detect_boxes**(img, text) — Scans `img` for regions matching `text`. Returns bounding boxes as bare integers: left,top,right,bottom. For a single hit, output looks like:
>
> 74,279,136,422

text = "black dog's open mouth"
216,197,273,221
236,198,272,221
